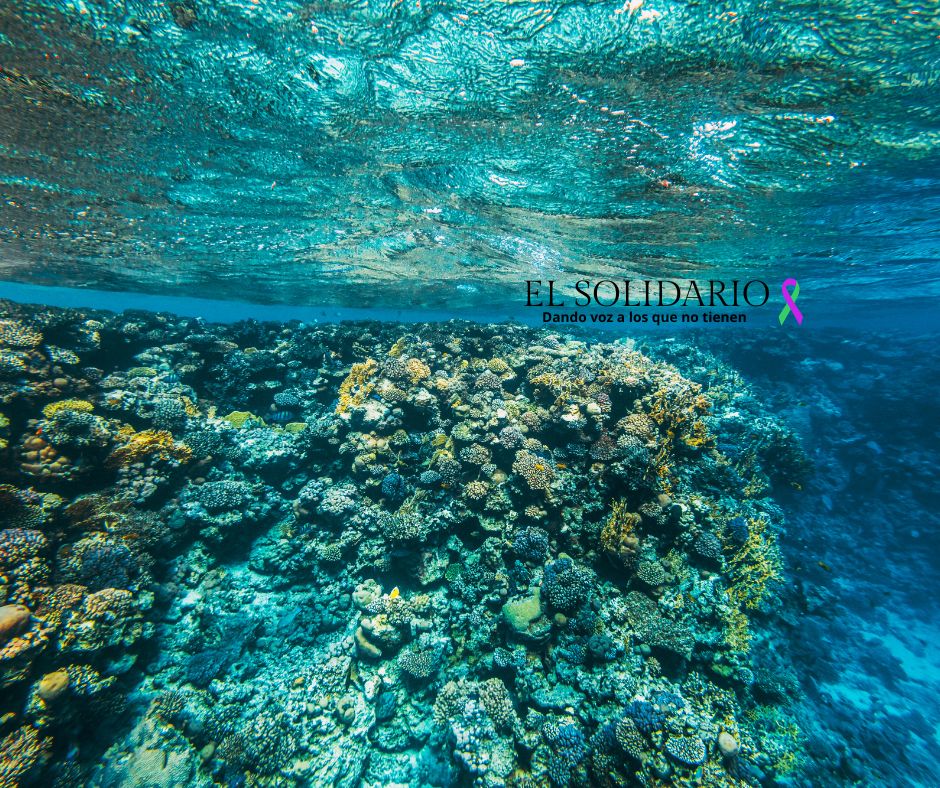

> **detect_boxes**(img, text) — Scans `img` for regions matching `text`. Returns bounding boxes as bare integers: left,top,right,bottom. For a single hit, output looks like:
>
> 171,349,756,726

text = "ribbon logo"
778,278,803,326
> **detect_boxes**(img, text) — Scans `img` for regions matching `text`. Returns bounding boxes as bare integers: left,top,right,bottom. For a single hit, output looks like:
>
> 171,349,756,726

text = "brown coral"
105,428,191,468
601,500,642,570
17,433,76,480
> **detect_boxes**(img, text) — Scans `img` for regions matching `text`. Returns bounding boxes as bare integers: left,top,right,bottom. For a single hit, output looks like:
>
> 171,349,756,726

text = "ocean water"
1,1,939,787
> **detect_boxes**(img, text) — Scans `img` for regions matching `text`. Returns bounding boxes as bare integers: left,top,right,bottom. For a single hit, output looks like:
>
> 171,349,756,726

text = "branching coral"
105,428,191,468
721,517,783,652
726,517,783,610
600,499,642,570
336,358,378,414
0,725,50,787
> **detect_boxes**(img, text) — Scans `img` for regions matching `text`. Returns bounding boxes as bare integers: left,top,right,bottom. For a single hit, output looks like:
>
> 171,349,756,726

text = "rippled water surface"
1,0,939,309
0,3,938,788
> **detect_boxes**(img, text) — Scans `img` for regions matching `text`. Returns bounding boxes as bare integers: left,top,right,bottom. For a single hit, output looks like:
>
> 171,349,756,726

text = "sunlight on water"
1,0,938,310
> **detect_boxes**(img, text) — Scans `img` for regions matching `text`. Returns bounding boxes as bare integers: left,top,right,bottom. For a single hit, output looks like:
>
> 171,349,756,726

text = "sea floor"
0,300,936,787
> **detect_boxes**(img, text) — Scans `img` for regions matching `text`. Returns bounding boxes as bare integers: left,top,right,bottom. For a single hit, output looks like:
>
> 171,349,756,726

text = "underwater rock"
36,669,69,702
718,730,740,757
502,587,551,645
0,604,30,642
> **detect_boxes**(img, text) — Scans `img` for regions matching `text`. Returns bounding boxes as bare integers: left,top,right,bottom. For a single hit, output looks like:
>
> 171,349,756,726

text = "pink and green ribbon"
779,278,803,325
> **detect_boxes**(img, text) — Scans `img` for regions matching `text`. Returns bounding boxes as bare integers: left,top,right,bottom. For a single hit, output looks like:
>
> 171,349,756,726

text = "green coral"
221,410,265,429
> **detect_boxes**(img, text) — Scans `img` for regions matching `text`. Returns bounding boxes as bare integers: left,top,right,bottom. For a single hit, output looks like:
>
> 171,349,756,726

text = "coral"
665,734,707,766
717,730,740,757
381,472,409,503
615,716,646,761
41,399,94,419
59,587,148,653
57,534,140,591
474,369,502,391
459,443,491,465
36,669,70,702
0,604,31,642
106,428,191,468
218,710,297,775
0,615,52,689
0,306,816,786
726,517,783,611
42,408,111,451
624,699,664,735
502,588,550,645
512,449,555,491
220,410,264,429
379,504,429,544
542,558,592,614
544,722,588,786
0,319,43,349
336,358,378,414
636,560,667,588
434,678,519,781
464,480,489,500
405,358,432,384
17,434,77,480
512,526,549,563
694,531,723,563
726,516,750,546
0,528,47,569
600,500,642,570
398,643,438,680
273,391,301,409
0,725,50,787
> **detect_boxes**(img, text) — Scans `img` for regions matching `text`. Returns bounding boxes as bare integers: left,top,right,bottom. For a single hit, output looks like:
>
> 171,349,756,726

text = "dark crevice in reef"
0,300,817,786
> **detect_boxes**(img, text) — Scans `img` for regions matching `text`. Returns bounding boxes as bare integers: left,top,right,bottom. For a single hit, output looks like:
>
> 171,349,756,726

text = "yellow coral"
106,429,191,468
721,601,751,651
487,357,511,375
720,517,783,653
405,358,431,384
180,396,200,418
600,499,641,568
336,359,378,414
0,725,50,786
0,319,43,349
42,399,94,419
220,410,264,429
726,517,782,610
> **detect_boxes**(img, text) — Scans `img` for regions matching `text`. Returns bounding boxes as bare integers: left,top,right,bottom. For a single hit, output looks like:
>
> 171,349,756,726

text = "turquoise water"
0,1,939,787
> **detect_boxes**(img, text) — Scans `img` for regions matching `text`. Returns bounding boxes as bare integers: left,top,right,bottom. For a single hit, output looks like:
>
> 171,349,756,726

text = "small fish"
817,561,831,572
268,410,296,424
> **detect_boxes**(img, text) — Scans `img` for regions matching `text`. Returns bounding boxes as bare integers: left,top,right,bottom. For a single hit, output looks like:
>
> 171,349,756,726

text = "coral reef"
0,300,815,787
